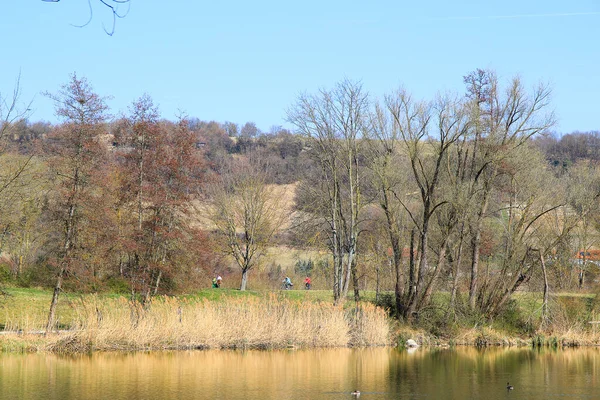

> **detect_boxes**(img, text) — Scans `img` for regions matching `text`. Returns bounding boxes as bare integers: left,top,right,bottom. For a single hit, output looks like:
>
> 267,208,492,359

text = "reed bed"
45,294,390,353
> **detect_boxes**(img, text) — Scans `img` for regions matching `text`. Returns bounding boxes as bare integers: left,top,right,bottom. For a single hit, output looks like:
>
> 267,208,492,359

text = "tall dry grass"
46,294,390,352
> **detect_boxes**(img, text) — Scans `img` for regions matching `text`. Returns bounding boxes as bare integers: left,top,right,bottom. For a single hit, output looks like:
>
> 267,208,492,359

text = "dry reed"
45,294,390,353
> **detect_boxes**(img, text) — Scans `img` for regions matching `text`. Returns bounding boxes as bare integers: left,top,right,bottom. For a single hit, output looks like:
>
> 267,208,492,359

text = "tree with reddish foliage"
43,73,110,332
114,94,161,300
115,96,207,302
141,118,207,300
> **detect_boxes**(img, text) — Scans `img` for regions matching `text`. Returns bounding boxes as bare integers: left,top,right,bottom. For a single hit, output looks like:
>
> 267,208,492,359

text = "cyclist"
304,276,311,290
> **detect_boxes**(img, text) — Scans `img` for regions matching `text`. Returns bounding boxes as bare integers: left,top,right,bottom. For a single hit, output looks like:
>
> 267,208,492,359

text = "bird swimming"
351,390,361,396
506,382,514,390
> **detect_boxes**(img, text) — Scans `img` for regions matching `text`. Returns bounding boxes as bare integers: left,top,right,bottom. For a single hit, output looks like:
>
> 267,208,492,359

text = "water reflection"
0,347,599,399
387,347,600,399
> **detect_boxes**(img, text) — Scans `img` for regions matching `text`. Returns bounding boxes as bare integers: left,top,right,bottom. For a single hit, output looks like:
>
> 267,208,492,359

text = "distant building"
573,249,600,266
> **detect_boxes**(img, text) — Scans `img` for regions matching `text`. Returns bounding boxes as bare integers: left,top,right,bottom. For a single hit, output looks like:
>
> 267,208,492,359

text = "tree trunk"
385,206,404,317
332,192,341,303
119,256,124,276
579,254,586,289
143,287,152,306
469,192,489,310
540,252,549,321
333,253,342,304
46,266,66,333
405,228,416,318
152,270,163,296
468,230,481,310
394,256,403,317
240,268,249,291
341,247,355,300
46,191,76,334
351,257,360,302
406,226,428,319
487,261,533,316
375,260,381,302
420,238,448,307
449,230,465,310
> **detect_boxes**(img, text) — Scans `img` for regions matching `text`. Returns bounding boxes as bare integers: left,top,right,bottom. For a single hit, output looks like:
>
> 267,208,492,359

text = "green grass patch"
183,288,264,301
184,288,375,303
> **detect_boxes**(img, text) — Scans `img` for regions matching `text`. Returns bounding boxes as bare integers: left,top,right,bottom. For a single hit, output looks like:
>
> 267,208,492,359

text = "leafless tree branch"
42,0,131,36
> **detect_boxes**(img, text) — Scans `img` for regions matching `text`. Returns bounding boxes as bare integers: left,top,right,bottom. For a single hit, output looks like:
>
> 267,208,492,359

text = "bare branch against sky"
42,0,131,35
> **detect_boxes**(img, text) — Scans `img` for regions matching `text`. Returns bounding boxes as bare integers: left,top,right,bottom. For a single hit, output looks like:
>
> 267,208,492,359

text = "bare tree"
0,73,34,202
0,155,49,277
387,91,469,318
222,121,239,138
208,158,284,290
366,99,412,315
478,145,565,317
0,74,36,258
240,122,260,138
459,69,555,311
288,79,370,304
1,74,32,142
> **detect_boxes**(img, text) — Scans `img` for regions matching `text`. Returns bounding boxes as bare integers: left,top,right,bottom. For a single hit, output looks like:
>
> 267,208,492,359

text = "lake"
1,347,599,399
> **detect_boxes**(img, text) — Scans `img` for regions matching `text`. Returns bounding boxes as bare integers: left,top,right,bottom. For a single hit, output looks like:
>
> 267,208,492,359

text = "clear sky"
1,0,599,133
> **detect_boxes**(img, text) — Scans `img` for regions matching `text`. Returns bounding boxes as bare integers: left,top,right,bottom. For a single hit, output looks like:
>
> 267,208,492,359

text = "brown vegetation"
40,295,390,352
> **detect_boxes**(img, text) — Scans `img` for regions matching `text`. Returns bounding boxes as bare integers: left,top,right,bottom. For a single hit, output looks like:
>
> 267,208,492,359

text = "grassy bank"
3,288,600,353
382,290,600,349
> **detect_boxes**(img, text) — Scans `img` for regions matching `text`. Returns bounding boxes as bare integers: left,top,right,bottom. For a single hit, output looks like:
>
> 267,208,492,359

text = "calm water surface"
1,347,599,399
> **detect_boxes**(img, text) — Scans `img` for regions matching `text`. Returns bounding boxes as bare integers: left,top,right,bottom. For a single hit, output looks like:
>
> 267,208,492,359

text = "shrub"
294,259,314,276
105,277,131,294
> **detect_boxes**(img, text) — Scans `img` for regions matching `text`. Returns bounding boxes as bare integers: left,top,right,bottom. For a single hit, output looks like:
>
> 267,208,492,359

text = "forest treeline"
1,70,600,331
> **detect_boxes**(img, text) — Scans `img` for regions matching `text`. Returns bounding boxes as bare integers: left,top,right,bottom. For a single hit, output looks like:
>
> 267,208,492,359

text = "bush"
415,305,460,338
493,298,531,335
374,293,397,316
105,277,131,294
16,263,56,288
294,259,314,276
0,264,12,283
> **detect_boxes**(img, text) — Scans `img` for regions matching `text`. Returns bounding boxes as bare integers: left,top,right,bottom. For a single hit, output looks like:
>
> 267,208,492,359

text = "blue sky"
1,0,599,133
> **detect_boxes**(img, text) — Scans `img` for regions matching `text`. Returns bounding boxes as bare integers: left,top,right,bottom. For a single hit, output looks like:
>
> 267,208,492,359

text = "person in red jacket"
304,276,311,290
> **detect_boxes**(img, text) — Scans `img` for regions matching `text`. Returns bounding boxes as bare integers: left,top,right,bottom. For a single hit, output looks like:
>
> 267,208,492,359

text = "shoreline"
2,289,600,354
2,327,599,354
